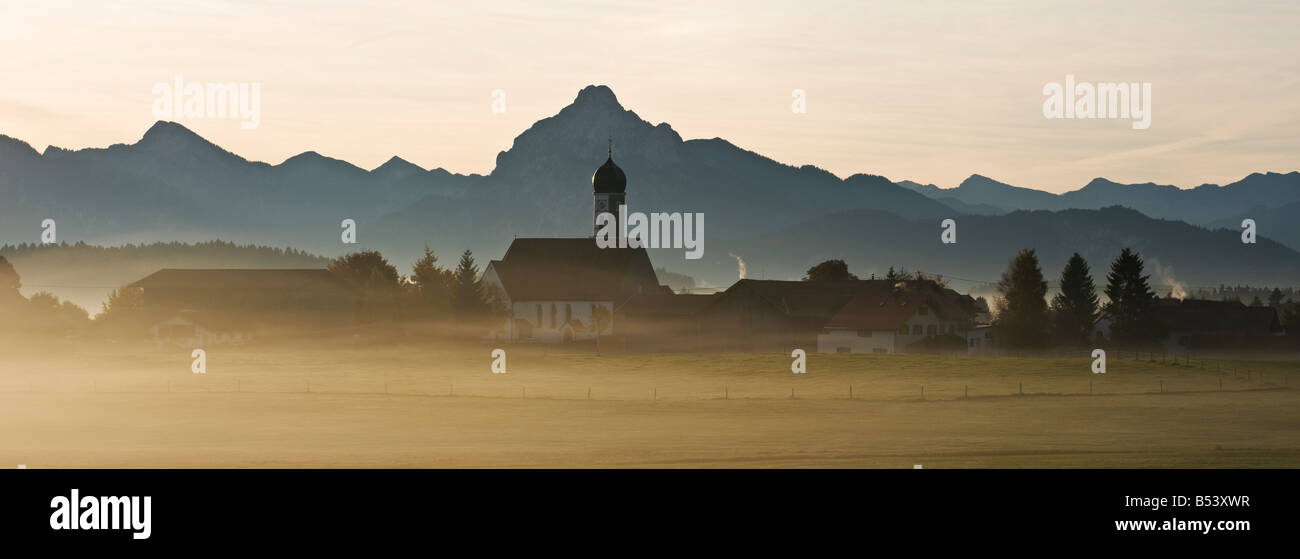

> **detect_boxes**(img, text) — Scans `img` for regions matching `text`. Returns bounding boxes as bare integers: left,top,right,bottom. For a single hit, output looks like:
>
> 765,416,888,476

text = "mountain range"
1,84,1297,292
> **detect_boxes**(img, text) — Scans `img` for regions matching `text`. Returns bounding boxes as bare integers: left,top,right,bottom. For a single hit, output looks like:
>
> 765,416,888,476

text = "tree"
1268,288,1285,309
100,285,144,319
1249,295,1264,307
329,251,400,320
329,250,399,290
1103,248,1166,346
0,255,23,309
885,267,910,282
410,245,453,310
994,249,1050,348
803,259,858,281
451,249,486,313
1050,253,1100,346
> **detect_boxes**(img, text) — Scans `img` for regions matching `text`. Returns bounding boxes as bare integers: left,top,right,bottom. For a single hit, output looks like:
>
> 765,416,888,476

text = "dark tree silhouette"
803,259,858,281
452,250,486,313
1050,253,1100,346
0,256,21,308
994,249,1050,348
329,250,400,320
99,285,143,319
1103,248,1166,346
329,251,399,290
410,245,453,310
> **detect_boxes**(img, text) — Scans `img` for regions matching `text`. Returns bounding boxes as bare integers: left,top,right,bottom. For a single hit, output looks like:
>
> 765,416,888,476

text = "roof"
488,238,659,301
592,156,626,194
824,283,976,330
1158,299,1282,335
130,268,351,292
619,292,719,316
711,279,977,328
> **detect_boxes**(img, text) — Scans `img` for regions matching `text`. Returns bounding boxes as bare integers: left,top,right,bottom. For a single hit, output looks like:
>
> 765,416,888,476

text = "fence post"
849,385,853,400
964,384,968,399
587,387,591,400
920,385,924,400
725,386,728,400
1018,381,1023,395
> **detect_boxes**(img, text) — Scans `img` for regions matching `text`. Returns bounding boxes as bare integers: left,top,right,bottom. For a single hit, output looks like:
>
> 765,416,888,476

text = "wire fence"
0,370,1288,403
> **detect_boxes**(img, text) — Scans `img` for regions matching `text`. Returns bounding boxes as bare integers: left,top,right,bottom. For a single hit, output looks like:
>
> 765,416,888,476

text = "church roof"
488,238,659,302
592,156,626,194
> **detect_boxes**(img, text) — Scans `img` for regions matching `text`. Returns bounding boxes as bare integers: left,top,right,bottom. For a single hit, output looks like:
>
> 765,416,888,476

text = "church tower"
592,139,627,236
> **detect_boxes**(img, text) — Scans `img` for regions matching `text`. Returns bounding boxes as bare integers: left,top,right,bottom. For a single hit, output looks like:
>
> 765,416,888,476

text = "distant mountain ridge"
2,84,1298,291
897,171,1300,230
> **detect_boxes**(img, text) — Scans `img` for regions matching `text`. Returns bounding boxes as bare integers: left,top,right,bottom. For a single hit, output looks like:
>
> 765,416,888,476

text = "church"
481,147,665,343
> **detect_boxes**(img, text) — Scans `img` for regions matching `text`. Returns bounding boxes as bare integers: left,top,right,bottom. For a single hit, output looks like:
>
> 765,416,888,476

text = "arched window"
535,304,542,327
550,303,557,328
565,304,572,324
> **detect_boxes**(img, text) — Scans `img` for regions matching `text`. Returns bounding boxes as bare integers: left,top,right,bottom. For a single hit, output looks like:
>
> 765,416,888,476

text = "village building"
815,281,977,354
129,268,359,344
673,279,978,353
615,291,719,352
1154,298,1284,351
481,148,663,343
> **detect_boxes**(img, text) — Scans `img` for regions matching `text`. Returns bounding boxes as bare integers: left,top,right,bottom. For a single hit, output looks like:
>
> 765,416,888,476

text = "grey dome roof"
592,156,626,194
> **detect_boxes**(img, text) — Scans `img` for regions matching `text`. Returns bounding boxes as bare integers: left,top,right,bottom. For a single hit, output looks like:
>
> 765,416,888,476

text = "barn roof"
130,268,351,292
619,292,719,316
1158,299,1282,335
824,283,976,330
712,279,977,328
487,238,660,301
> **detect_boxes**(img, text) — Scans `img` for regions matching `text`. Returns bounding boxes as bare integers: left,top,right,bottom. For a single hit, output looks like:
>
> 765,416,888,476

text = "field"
2,337,1299,468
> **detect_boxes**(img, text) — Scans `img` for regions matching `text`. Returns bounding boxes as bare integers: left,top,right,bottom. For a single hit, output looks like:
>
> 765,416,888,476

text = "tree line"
995,247,1168,349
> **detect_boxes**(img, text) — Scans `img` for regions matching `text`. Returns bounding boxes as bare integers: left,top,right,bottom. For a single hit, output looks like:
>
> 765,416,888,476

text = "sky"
2,0,1297,192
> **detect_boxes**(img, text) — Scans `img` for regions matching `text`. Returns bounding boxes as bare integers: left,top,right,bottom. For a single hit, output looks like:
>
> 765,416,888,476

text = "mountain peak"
959,174,1008,189
371,156,426,180
572,85,622,108
140,120,203,144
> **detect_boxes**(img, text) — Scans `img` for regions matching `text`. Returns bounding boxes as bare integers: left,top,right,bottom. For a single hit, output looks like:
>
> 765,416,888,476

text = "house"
615,291,719,352
1156,298,1284,351
129,268,359,342
482,237,661,343
965,324,995,353
689,279,977,353
148,310,253,348
480,146,668,343
815,281,978,354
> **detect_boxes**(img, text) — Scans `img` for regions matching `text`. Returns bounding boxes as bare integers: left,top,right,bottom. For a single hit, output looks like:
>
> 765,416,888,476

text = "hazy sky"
2,0,1297,192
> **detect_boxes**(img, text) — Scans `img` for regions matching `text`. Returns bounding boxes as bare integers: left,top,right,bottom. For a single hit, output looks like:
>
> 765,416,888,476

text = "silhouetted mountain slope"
2,84,1297,289
463,85,954,240
0,121,481,254
670,206,1300,290
897,172,1300,245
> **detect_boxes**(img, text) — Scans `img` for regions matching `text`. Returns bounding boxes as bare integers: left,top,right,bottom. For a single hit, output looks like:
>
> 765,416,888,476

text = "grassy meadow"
2,336,1298,468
